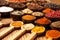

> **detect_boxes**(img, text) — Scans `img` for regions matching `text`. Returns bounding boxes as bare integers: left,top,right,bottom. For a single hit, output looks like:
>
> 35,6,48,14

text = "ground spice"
6,0,26,3
46,30,60,38
19,0,26,2
31,26,45,33
36,17,51,25
11,21,23,27
43,8,54,13
22,15,36,20
45,11,60,18
8,0,19,2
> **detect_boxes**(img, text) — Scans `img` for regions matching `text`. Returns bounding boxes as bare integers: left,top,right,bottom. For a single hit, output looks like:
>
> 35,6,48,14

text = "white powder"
21,23,34,30
0,6,14,12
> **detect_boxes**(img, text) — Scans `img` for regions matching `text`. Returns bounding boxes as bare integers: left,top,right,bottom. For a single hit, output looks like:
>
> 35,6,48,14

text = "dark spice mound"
27,3,44,11
9,2,26,9
0,0,9,6
44,3,60,10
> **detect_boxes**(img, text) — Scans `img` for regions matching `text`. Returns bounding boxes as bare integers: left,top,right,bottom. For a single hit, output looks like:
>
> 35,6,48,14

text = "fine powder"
0,6,13,12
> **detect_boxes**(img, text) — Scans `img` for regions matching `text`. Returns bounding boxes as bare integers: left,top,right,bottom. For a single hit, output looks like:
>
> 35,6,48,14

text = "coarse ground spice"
45,11,60,18
46,30,60,38
7,0,19,2
36,17,51,25
31,26,45,33
6,0,26,3
43,8,54,13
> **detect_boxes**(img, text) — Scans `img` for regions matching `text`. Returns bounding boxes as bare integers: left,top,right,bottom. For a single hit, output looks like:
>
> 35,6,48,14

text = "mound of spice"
9,2,26,9
50,21,60,31
0,6,14,12
46,30,60,39
50,21,60,28
22,15,36,20
45,11,60,18
43,8,54,13
19,0,26,3
22,8,33,14
31,26,45,33
44,3,60,10
32,12,44,17
0,0,8,6
1,19,13,25
10,21,24,28
27,3,44,10
6,0,19,3
6,0,26,3
11,10,24,15
35,17,51,25
21,23,34,30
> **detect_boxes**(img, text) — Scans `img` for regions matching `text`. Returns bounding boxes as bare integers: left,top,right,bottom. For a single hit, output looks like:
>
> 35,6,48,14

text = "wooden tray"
0,27,47,40
0,18,47,40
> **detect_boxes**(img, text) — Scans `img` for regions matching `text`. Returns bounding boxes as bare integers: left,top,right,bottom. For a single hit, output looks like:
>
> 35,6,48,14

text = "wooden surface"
0,27,47,40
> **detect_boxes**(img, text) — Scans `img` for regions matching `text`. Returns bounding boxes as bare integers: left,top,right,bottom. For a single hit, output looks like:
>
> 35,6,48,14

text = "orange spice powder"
43,8,54,13
19,0,26,2
7,0,26,3
46,30,60,38
22,15,36,20
11,21,23,27
36,17,51,25
8,0,19,2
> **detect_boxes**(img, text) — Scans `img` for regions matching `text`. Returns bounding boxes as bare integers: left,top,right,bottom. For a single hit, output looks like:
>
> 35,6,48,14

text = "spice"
36,17,51,25
10,21,24,27
0,6,14,12
22,15,36,20
19,0,26,2
31,26,45,33
11,11,24,15
22,8,33,14
46,30,60,38
9,2,26,9
21,23,34,30
7,0,19,2
1,19,13,25
43,8,54,13
45,11,60,18
32,12,44,16
27,3,44,10
6,0,26,3
50,21,60,28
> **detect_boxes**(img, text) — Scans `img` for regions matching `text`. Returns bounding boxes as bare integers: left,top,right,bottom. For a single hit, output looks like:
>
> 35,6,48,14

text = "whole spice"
27,3,44,10
32,12,44,16
35,17,51,25
22,8,33,14
9,3,26,8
